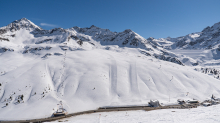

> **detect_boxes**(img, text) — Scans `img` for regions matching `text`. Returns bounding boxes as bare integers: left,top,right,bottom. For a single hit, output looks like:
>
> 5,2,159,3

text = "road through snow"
50,105,220,123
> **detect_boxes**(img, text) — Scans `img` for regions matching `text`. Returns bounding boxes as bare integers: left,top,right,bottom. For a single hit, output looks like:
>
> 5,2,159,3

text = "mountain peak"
123,29,133,33
13,18,41,29
0,18,42,34
147,37,155,41
212,21,220,27
12,18,32,25
202,26,211,32
19,18,29,21
90,25,100,29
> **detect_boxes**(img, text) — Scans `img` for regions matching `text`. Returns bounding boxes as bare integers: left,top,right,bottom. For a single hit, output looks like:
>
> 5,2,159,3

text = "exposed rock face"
0,37,9,41
35,39,52,44
23,46,52,54
195,67,220,80
0,47,14,53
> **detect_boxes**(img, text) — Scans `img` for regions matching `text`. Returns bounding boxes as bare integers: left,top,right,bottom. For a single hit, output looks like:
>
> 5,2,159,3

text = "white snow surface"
170,49,220,67
0,18,220,120
1,40,220,120
49,105,220,123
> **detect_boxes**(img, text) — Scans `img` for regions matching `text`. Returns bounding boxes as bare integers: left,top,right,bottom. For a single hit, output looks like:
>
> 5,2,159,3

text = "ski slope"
1,43,220,120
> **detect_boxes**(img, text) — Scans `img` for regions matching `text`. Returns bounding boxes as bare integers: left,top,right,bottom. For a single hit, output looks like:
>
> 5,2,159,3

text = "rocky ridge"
0,18,199,66
153,22,220,50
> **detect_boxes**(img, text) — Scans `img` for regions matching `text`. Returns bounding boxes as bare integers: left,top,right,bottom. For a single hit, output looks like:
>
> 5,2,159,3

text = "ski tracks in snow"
51,45,68,99
45,62,55,91
129,59,140,97
45,62,60,100
108,53,118,97
106,51,140,98
57,49,67,97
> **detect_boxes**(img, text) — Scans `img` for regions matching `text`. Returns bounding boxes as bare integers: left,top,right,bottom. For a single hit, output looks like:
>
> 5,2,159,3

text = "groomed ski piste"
0,18,220,122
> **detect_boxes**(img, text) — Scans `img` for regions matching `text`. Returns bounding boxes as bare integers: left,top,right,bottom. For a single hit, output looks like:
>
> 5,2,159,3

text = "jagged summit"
211,21,220,28
147,37,155,41
13,18,30,22
0,18,42,35
123,29,133,33
202,26,211,32
89,25,100,29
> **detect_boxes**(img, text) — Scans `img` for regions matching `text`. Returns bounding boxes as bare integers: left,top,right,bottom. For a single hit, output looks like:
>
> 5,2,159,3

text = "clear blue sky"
1,0,220,39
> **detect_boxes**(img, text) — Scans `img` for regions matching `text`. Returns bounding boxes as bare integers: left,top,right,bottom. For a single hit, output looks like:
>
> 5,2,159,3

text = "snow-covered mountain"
1,18,220,120
149,21,220,67
154,21,220,50
0,18,198,66
0,18,42,34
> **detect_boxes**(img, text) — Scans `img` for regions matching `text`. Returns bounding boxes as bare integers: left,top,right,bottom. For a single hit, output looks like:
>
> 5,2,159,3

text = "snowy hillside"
1,44,220,120
0,18,220,120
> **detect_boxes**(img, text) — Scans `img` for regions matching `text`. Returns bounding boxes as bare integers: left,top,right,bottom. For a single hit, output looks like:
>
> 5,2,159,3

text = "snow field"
49,104,220,123
1,46,220,120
